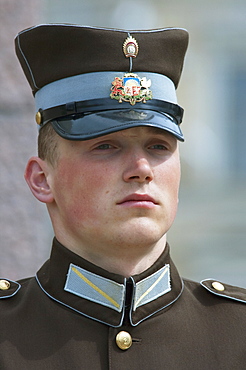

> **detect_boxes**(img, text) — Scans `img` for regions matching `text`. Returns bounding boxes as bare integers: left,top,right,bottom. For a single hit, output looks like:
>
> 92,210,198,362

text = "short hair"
38,123,59,166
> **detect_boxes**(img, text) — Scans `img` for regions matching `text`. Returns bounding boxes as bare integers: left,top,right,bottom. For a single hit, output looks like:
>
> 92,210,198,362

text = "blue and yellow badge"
110,73,152,105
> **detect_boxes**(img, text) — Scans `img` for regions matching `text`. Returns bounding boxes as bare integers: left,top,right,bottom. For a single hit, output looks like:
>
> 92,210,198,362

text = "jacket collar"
36,238,183,327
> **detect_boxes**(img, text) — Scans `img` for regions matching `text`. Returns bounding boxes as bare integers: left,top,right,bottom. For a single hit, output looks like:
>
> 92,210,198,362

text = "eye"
90,138,120,154
95,143,113,150
149,143,169,151
151,144,167,150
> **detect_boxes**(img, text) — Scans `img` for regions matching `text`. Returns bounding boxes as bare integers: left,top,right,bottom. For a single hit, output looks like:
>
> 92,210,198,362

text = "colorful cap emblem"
110,73,152,106
123,35,138,58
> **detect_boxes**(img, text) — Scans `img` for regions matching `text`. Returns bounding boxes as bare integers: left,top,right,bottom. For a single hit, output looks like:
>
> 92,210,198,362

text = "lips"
117,194,158,208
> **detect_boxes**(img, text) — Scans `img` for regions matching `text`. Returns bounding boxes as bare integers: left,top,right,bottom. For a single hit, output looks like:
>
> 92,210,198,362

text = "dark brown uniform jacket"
0,238,245,369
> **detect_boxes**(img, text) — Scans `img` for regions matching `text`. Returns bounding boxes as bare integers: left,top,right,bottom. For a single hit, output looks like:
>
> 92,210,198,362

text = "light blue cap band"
35,71,177,111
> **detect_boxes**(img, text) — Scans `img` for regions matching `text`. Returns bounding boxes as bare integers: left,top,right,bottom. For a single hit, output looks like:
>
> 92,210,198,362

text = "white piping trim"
16,24,188,37
0,279,21,299
130,278,184,327
16,36,39,89
35,274,125,328
200,279,246,304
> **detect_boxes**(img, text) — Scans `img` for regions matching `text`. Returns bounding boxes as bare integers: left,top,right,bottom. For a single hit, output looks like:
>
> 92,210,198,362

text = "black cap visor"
51,109,184,141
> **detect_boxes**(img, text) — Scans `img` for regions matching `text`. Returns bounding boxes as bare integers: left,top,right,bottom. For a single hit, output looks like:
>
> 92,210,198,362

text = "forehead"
57,126,178,148
129,126,176,137
62,126,175,146
54,126,179,164
115,126,178,140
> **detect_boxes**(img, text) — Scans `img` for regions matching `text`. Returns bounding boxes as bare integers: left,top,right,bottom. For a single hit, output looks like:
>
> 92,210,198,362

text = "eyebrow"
146,127,163,134
145,126,174,137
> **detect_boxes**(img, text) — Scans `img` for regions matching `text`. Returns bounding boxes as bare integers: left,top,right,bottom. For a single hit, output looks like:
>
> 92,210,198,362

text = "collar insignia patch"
110,73,152,105
64,264,125,313
64,263,171,313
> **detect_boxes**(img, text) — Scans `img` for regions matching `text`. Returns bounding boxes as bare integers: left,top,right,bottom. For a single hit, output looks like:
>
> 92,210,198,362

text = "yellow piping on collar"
135,265,169,308
72,266,121,310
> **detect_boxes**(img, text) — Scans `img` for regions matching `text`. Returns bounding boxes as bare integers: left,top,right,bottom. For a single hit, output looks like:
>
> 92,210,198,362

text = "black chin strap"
36,98,184,127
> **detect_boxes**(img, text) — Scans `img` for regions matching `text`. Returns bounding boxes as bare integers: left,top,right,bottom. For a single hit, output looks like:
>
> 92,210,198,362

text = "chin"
116,220,167,247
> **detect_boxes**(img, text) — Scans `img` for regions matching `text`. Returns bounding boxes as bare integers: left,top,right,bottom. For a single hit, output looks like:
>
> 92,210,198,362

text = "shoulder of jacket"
0,279,21,299
200,278,246,304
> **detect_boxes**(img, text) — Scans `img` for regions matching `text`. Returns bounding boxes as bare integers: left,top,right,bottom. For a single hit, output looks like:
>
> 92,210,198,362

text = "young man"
0,24,245,369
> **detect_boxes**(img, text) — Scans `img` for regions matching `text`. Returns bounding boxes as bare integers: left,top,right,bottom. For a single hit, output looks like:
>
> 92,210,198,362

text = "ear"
24,156,54,203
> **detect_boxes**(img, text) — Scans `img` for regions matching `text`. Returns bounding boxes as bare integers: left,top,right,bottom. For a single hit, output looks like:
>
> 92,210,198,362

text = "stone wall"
0,0,52,280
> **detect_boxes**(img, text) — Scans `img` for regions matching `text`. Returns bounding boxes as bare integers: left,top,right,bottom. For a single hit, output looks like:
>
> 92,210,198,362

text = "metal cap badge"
123,35,139,58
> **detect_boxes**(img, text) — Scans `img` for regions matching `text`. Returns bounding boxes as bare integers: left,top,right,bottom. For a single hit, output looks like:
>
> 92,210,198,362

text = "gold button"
0,280,10,290
35,111,42,125
116,331,132,350
212,281,225,292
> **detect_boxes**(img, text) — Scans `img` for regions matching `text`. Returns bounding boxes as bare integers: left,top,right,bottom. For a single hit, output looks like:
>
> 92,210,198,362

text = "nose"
122,154,154,183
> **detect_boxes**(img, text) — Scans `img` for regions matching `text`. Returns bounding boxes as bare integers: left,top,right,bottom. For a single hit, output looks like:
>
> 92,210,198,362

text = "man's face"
47,126,181,257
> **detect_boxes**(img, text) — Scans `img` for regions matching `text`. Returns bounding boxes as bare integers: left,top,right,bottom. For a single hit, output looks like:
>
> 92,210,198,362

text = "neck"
84,241,166,277
56,233,167,278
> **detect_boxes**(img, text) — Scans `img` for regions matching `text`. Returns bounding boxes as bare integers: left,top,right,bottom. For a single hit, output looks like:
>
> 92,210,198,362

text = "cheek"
167,159,181,217
52,160,111,220
160,156,180,192
157,157,180,218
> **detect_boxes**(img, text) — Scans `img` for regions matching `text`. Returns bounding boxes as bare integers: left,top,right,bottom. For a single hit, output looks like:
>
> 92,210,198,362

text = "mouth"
117,194,158,209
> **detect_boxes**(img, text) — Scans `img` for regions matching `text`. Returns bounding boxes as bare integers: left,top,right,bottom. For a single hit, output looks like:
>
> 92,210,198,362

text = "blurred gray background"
0,0,245,287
